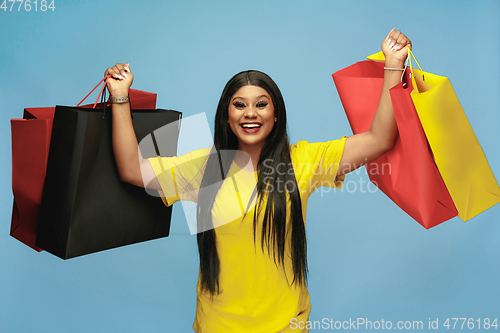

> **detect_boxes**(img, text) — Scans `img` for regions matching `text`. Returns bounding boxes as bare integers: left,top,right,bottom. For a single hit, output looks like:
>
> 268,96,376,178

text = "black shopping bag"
36,106,181,259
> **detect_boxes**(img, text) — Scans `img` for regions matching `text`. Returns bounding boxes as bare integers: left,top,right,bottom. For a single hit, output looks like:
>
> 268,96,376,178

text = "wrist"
110,96,130,104
384,58,405,69
109,88,129,97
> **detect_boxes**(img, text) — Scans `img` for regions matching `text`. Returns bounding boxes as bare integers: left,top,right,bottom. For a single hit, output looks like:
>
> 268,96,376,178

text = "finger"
105,67,120,79
395,34,407,47
106,63,131,80
385,27,396,45
114,64,128,79
115,63,129,78
111,64,126,80
107,66,120,80
388,30,401,50
400,35,412,50
398,38,411,51
390,31,408,52
391,41,402,52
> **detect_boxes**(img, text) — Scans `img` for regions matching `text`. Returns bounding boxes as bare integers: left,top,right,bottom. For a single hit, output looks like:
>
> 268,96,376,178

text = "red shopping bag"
10,76,157,251
11,108,55,251
332,60,458,229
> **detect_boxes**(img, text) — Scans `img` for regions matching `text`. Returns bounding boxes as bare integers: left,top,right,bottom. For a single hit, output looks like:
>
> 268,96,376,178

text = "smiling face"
227,85,276,153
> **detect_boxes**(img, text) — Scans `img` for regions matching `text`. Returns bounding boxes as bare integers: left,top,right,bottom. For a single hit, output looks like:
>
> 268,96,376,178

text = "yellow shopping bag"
368,50,500,221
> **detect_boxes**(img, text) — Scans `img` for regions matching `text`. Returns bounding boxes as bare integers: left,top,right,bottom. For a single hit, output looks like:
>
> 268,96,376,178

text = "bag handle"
76,75,112,108
406,47,426,93
76,75,134,120
407,47,423,73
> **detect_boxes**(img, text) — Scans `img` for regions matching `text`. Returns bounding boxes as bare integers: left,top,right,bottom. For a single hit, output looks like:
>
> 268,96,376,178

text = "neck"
235,142,264,171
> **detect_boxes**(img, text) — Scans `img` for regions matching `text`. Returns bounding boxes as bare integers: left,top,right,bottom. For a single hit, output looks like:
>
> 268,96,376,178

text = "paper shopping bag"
332,60,458,228
10,75,158,252
11,108,55,251
406,50,500,221
36,104,181,259
368,49,500,221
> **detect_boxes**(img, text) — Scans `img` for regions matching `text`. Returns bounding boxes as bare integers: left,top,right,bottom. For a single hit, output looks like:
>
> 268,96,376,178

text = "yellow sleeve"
291,137,347,197
148,147,211,206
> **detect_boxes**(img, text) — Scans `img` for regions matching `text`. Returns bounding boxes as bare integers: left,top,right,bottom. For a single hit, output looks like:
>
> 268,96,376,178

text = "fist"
381,29,412,65
104,62,134,96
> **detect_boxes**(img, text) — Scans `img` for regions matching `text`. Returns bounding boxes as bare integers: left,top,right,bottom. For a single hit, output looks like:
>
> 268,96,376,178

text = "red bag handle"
76,75,112,108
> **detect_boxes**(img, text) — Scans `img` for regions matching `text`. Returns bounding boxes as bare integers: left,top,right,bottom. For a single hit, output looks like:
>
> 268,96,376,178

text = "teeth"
242,124,261,128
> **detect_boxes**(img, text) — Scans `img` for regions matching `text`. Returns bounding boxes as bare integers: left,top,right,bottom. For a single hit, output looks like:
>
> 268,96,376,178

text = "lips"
240,122,262,134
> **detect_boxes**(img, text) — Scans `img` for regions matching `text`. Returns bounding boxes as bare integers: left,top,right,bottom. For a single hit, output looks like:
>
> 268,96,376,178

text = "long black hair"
197,70,307,295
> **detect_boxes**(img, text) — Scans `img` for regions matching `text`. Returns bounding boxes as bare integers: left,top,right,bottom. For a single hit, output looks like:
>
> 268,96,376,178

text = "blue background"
1,0,499,332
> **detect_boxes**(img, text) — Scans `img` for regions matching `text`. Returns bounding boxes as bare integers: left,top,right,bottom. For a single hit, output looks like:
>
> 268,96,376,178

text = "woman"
105,29,411,332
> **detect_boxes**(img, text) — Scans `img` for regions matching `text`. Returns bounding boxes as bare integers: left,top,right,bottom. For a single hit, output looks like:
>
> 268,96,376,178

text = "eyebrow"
231,94,269,101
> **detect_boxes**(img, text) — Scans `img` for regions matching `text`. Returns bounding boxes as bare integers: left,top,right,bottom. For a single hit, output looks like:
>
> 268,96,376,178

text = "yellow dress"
148,137,346,332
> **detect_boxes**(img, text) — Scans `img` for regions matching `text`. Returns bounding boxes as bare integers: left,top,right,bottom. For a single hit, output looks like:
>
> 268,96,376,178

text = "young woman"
105,29,411,332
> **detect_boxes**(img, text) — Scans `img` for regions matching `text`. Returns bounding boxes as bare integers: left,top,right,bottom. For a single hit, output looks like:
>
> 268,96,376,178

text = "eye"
256,101,268,108
233,101,246,109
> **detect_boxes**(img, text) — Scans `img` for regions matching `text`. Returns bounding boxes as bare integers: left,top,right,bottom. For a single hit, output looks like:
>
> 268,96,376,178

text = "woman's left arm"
337,29,411,176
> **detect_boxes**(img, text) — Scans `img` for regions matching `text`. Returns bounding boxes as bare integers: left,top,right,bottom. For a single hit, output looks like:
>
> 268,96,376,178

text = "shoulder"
149,146,212,174
171,146,213,165
289,138,347,194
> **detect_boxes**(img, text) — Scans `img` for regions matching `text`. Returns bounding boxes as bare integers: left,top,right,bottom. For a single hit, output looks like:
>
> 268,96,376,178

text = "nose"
244,105,257,118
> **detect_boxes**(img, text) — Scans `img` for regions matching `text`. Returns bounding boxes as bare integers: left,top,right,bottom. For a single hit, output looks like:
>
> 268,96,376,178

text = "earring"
274,118,277,122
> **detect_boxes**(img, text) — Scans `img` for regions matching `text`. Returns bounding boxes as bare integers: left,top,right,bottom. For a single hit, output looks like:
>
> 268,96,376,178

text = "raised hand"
104,62,133,96
382,28,412,65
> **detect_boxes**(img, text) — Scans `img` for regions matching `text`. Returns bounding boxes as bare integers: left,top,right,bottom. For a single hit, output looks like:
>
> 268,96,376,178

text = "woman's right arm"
105,63,160,190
